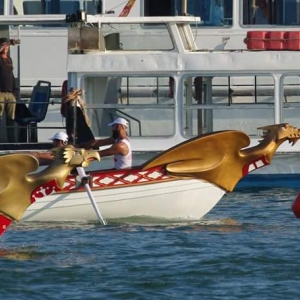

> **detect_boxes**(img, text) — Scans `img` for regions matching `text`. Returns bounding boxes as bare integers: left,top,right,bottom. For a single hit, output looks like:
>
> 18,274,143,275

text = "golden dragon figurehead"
0,146,100,223
143,123,300,192
51,145,100,169
257,123,300,146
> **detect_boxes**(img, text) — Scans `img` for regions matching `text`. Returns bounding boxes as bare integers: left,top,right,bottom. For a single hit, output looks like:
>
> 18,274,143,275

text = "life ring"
60,80,68,117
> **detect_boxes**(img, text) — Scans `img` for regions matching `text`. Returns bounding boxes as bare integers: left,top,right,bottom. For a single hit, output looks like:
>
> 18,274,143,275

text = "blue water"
1,188,300,299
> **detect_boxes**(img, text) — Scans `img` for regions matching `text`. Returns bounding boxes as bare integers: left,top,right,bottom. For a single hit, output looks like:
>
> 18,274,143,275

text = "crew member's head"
49,132,69,147
108,117,129,139
0,37,9,54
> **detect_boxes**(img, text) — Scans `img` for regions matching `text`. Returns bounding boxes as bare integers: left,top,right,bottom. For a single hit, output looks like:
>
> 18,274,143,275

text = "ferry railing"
0,98,64,145
105,108,141,137
121,78,170,105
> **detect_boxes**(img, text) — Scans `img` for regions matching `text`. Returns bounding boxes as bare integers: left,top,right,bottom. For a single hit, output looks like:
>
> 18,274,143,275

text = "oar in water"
76,167,107,225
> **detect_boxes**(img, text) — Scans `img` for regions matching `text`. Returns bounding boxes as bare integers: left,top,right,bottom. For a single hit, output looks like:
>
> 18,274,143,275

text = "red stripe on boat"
31,179,61,203
62,166,169,191
0,215,12,236
242,156,269,176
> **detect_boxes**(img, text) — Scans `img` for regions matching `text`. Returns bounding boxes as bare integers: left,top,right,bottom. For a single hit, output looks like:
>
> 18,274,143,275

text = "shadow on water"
0,245,45,260
9,216,246,234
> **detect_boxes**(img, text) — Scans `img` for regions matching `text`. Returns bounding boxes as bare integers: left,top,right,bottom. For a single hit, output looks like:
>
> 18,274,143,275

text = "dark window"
243,0,300,26
144,0,233,27
144,0,173,16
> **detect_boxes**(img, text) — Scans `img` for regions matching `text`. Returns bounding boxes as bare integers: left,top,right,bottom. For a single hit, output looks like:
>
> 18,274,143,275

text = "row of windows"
145,0,300,26
1,0,102,15
83,75,300,138
1,0,300,26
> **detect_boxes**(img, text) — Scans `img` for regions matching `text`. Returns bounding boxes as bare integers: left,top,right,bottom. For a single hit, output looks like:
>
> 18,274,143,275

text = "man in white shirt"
92,118,132,169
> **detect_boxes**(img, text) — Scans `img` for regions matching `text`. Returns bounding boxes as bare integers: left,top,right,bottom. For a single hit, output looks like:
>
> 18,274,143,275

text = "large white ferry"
0,0,299,182
3,0,300,89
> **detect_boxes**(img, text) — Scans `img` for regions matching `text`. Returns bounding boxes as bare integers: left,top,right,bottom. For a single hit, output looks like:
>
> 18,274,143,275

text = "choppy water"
1,188,300,299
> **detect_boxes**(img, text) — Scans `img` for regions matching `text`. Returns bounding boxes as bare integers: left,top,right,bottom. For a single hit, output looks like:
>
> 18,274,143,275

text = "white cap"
108,117,129,128
49,132,69,142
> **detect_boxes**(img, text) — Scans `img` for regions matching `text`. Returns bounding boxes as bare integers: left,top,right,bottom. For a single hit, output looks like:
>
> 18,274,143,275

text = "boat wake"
11,217,242,232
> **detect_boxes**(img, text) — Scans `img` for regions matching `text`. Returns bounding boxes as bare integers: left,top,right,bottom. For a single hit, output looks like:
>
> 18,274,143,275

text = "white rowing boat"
0,123,298,236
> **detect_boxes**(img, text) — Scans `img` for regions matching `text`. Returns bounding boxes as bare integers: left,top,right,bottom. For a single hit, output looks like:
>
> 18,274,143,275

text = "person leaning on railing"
0,37,19,143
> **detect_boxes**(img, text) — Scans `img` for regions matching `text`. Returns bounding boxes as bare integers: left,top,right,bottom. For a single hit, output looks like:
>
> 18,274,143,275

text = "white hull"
22,179,225,222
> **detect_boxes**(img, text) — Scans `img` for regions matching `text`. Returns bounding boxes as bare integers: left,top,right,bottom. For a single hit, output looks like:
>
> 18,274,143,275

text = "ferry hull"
22,180,225,222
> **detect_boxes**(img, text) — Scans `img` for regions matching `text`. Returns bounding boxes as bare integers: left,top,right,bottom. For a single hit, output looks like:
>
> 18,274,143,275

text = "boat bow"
143,123,300,192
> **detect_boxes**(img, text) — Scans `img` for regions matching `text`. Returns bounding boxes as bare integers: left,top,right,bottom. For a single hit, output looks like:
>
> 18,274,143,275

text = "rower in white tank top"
114,138,132,169
94,117,132,169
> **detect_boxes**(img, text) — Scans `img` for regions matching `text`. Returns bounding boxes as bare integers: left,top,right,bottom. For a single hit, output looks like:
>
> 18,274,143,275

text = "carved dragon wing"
0,154,39,221
143,130,250,171
143,125,300,192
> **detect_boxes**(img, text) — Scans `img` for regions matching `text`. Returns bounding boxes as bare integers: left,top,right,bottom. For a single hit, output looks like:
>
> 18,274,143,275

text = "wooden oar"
76,167,106,225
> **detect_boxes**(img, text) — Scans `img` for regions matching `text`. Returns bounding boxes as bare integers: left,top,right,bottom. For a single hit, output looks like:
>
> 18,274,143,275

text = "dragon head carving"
0,146,100,223
143,123,300,192
257,123,300,146
51,145,100,169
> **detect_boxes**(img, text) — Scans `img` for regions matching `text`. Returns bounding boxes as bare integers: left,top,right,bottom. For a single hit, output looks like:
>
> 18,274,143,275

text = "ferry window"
67,22,174,52
105,23,174,51
282,75,300,128
84,76,175,137
283,76,300,103
0,0,17,14
144,0,233,26
144,0,173,16
12,0,102,16
243,0,300,26
182,75,275,137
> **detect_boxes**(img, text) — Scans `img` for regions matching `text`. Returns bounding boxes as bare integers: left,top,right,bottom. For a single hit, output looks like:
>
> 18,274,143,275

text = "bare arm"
23,151,54,166
99,141,129,157
94,137,115,147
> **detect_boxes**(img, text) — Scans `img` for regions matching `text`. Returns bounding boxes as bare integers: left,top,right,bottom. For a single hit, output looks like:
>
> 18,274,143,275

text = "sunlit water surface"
1,188,300,299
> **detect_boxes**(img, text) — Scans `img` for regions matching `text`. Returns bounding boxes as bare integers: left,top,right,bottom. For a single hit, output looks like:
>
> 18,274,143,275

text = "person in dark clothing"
0,37,18,142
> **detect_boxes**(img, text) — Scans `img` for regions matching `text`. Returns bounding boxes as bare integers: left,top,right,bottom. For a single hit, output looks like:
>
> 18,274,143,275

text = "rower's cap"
108,117,129,128
49,132,69,142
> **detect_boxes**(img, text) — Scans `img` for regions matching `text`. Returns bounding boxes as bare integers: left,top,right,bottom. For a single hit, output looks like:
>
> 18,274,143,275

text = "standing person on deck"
213,0,224,26
0,37,19,143
252,0,269,25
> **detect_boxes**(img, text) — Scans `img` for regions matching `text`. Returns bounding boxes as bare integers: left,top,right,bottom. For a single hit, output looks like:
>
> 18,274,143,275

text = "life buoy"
61,80,68,118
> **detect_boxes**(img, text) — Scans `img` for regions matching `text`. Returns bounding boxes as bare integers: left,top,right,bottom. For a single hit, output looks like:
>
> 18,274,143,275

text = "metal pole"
182,0,187,15
17,26,21,100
